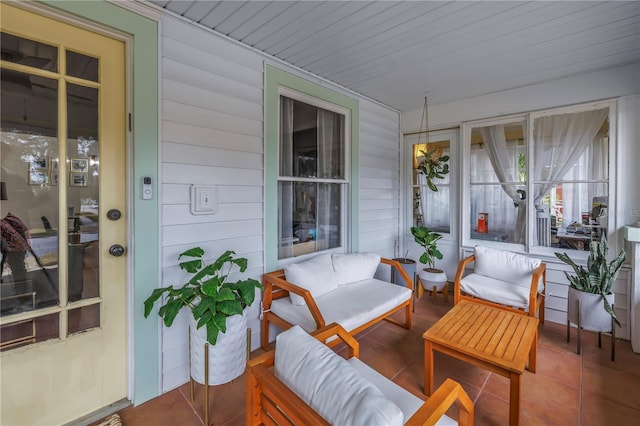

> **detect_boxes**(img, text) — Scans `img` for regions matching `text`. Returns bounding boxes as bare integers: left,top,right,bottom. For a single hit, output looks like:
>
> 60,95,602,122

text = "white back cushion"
474,245,542,289
332,252,381,286
275,325,403,426
285,254,337,306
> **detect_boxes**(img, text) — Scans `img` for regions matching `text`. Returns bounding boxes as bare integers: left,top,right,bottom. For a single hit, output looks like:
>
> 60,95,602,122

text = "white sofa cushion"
274,325,404,426
285,254,337,306
473,245,543,292
332,252,381,286
460,273,533,310
271,278,412,332
348,358,457,426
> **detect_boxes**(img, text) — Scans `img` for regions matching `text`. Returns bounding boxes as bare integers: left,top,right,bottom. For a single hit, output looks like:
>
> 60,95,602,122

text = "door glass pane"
413,141,450,232
66,51,98,82
68,304,99,334
1,32,57,72
1,70,60,314
67,83,99,302
0,312,58,352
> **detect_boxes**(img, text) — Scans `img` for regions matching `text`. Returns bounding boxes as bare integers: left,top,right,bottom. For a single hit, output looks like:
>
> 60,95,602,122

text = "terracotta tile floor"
117,296,640,425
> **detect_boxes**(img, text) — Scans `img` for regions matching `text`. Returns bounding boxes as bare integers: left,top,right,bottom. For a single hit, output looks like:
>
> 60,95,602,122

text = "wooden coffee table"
423,300,539,426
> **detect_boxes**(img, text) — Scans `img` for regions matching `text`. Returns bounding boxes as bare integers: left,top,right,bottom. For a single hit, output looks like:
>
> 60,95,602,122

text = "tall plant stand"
189,328,252,426
566,298,615,361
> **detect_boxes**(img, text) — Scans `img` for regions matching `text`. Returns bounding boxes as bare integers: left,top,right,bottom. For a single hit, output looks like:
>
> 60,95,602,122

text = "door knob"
107,209,122,221
109,244,126,257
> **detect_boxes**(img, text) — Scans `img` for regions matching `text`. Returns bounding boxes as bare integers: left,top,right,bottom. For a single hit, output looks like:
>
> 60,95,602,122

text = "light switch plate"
190,185,217,215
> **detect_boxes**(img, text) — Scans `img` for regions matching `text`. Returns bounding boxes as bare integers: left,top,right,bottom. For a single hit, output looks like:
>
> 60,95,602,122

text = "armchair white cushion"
275,325,404,426
454,245,546,319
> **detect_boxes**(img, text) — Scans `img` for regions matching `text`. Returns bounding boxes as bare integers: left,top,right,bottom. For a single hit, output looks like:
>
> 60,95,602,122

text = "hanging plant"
417,148,450,192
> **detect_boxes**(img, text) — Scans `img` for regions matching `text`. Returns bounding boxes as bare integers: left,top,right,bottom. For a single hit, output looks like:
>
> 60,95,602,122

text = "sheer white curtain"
278,98,294,258
532,108,608,210
559,133,608,225
316,109,339,250
480,125,526,244
418,172,450,231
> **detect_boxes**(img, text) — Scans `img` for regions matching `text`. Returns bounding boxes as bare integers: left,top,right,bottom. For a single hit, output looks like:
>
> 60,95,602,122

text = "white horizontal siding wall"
159,16,265,392
358,101,401,259
158,16,402,392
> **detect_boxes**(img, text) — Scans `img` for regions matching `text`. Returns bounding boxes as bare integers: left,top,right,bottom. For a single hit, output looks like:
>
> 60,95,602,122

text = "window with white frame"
463,101,612,253
278,92,348,259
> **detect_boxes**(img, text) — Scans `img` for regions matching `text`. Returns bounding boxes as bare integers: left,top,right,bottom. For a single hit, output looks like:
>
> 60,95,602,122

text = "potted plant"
410,226,447,293
555,235,626,331
417,148,450,192
144,247,262,385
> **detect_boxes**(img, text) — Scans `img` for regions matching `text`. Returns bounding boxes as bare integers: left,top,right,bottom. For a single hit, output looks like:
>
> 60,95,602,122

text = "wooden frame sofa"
453,245,546,322
261,253,413,350
246,323,474,426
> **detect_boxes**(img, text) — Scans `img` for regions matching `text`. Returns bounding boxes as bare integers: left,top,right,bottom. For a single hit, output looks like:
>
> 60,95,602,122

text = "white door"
0,4,128,424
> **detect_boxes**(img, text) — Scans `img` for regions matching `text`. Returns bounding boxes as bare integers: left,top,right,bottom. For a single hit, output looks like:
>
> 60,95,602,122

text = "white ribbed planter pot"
419,268,447,292
567,287,614,332
189,310,247,385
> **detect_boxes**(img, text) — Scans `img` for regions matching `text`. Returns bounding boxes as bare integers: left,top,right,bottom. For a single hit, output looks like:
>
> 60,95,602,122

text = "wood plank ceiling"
149,1,640,111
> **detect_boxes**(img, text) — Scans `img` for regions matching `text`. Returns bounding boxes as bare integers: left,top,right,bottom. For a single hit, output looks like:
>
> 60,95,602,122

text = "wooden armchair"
453,245,546,322
261,253,413,350
246,323,474,425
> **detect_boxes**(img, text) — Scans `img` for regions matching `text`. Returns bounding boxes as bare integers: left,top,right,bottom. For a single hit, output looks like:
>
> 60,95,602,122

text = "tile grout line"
178,383,206,425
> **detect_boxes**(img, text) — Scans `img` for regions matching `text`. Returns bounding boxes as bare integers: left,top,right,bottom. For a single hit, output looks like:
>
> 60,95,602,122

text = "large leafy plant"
144,248,262,345
555,235,626,326
410,226,443,268
417,149,450,192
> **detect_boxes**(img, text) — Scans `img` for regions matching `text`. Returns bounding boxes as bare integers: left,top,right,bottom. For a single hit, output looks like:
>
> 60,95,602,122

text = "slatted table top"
423,300,539,374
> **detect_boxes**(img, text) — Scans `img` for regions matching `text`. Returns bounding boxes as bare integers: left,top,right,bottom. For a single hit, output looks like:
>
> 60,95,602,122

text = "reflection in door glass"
1,69,60,316
1,32,58,72
67,84,99,302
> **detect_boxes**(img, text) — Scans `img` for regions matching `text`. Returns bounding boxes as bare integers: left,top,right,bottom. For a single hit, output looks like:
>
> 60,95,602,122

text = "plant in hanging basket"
144,247,262,345
417,149,450,192
555,235,626,326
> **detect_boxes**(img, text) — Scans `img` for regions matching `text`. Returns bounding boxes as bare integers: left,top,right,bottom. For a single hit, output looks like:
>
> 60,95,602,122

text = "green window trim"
264,65,359,270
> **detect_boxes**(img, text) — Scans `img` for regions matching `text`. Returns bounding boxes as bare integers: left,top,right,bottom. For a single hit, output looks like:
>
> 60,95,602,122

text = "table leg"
509,372,521,426
424,339,434,396
528,327,537,373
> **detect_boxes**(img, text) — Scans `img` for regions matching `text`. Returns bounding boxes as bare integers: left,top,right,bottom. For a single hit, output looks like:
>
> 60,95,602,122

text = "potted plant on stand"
144,247,262,423
410,225,448,303
555,235,626,360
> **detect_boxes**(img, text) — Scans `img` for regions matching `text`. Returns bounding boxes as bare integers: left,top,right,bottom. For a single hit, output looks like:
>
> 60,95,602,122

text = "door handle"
109,244,126,257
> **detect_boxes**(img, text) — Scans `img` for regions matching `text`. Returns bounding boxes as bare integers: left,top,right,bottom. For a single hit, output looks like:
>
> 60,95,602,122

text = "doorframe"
19,0,161,406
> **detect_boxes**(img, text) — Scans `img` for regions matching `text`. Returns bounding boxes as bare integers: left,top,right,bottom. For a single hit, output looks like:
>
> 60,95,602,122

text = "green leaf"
213,312,228,333
192,297,214,319
143,287,170,317
603,296,621,327
196,310,212,330
179,247,205,260
159,301,183,327
217,300,243,316
216,287,237,302
236,279,262,305
201,276,221,297
205,321,220,345
179,259,202,274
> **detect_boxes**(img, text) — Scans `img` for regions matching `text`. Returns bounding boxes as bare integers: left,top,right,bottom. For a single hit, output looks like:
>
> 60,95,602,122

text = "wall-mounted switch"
190,185,217,215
